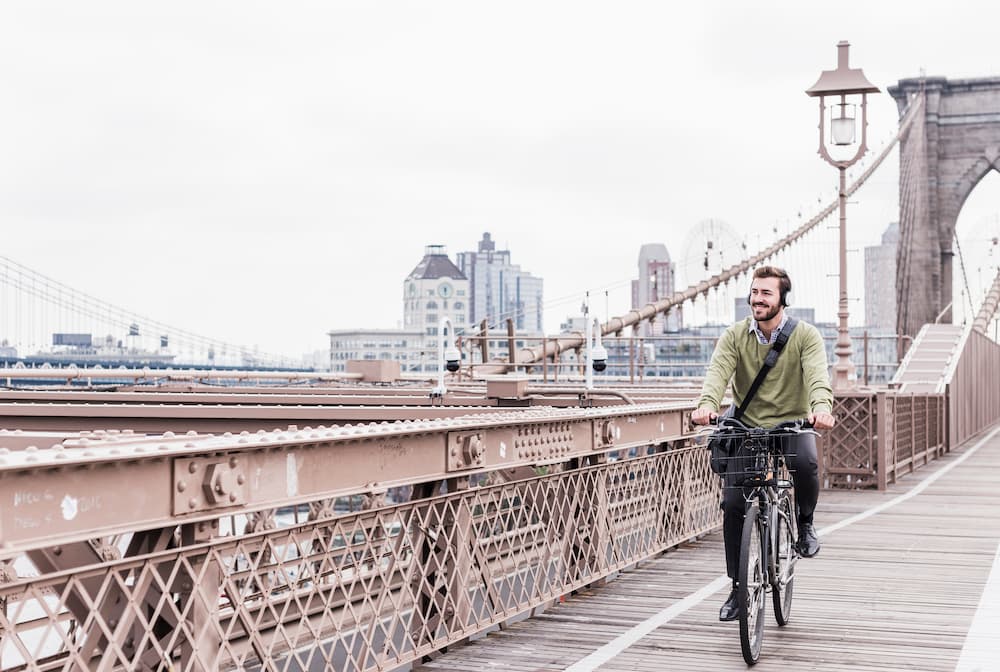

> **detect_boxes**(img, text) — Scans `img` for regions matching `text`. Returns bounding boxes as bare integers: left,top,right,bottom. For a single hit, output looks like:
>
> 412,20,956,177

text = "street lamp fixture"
806,40,879,390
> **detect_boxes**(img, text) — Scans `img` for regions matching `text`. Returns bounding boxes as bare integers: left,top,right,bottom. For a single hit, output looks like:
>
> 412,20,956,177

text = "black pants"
721,432,819,580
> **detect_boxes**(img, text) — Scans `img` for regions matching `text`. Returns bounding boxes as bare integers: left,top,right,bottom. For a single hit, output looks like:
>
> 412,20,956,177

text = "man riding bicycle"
691,266,836,622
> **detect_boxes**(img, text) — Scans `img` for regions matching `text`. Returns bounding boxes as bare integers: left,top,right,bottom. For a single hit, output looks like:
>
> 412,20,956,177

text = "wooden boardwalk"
416,426,1000,671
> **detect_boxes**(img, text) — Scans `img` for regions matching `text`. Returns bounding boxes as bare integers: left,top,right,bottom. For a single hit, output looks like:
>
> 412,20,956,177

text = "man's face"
749,277,783,322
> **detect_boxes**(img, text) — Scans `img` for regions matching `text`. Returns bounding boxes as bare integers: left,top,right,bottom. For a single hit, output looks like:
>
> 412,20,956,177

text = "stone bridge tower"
889,76,1000,336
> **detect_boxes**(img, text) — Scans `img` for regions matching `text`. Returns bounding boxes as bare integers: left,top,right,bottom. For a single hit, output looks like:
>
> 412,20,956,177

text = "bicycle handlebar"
707,416,815,432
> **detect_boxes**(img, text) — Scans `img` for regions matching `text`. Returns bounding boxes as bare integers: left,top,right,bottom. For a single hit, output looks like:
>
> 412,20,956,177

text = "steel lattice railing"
0,444,720,672
820,390,947,489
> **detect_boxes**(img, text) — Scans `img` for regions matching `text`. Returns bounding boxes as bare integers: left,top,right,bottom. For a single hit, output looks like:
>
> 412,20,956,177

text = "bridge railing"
945,328,1000,447
0,447,720,672
821,321,1000,490
0,403,721,672
820,390,947,490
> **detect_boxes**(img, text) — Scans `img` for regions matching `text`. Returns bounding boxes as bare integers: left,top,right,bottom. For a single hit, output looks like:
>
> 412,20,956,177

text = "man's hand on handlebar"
808,411,836,430
691,407,717,426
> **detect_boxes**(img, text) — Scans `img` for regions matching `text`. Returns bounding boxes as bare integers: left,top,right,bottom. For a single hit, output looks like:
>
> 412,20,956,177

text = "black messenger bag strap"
732,317,799,421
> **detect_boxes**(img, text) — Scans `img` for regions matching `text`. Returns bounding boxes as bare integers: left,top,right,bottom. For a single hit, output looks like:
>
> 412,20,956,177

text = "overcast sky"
3,1,1000,358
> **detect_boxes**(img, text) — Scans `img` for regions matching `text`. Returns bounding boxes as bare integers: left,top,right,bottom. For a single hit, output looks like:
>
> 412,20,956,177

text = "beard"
752,303,781,322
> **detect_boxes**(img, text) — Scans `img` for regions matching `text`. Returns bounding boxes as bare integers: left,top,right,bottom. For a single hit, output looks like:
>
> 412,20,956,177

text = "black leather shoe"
719,587,739,621
797,522,821,557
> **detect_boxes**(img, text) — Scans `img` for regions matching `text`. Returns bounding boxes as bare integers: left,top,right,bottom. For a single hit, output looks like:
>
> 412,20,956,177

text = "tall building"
403,245,470,338
865,222,899,332
631,243,682,333
455,233,544,333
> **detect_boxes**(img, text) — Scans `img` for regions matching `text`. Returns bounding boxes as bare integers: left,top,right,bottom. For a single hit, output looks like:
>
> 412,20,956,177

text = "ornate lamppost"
806,41,879,390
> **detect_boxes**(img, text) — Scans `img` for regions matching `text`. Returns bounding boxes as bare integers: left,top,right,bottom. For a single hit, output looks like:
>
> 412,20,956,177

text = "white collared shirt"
748,313,788,345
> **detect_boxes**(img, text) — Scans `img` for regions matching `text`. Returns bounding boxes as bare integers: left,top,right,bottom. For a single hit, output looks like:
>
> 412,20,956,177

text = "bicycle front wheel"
738,503,766,665
772,496,796,626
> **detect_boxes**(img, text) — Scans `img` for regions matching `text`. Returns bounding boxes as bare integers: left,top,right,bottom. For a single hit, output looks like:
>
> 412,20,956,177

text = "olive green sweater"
697,317,833,428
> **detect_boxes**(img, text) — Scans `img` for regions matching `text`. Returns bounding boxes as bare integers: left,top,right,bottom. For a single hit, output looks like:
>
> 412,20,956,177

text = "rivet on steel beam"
240,430,250,436
223,432,233,438
158,444,170,451
188,498,198,509
185,442,196,449
236,474,245,485
189,462,198,474
163,431,175,438
186,430,197,436
26,446,37,452
177,481,187,492
238,437,249,444
229,493,237,503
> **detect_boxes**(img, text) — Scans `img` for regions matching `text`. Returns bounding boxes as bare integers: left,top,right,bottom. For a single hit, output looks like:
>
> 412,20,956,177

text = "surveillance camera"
444,346,461,373
591,344,608,372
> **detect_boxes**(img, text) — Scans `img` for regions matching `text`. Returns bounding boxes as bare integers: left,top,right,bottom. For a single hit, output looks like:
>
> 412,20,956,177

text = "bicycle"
710,416,816,665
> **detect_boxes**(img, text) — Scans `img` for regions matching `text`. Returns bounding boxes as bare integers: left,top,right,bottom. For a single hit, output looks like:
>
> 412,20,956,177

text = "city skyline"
4,2,1000,356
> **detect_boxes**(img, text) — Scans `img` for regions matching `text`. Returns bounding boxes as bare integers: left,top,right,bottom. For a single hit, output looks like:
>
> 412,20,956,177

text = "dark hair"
751,266,791,307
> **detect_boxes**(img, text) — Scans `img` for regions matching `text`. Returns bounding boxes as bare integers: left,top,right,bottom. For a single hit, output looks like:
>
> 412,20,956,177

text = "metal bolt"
188,498,198,509
177,481,187,493
188,462,198,474
236,474,245,485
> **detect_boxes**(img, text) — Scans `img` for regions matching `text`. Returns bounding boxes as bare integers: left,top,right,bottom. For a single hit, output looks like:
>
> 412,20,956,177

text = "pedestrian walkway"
417,426,1000,671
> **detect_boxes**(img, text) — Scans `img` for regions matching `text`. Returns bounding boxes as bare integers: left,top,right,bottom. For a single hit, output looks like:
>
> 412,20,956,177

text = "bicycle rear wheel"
738,503,766,665
772,496,796,626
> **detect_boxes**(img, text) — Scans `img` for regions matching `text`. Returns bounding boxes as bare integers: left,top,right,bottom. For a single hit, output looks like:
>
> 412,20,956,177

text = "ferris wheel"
676,219,747,325
678,218,746,288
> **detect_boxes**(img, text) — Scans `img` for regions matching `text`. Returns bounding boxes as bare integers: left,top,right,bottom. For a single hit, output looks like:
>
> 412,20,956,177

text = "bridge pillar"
890,76,1000,336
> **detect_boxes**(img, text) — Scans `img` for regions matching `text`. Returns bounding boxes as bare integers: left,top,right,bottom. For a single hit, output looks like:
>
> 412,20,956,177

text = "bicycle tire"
772,496,796,626
738,502,766,665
